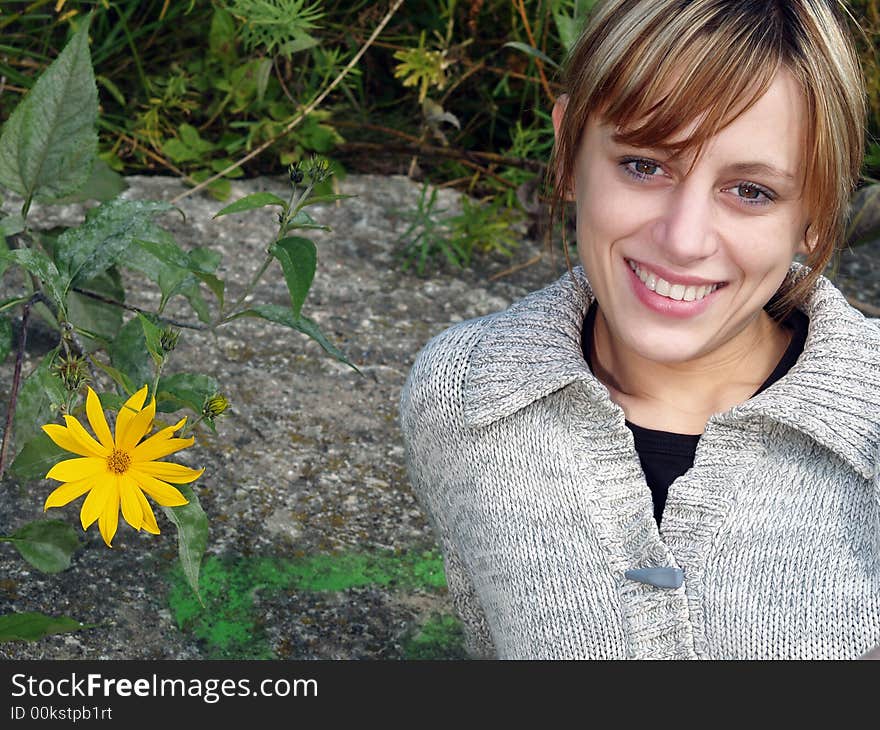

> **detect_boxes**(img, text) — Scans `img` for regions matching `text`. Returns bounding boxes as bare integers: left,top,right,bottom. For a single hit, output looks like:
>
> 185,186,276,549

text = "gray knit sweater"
399,261,880,659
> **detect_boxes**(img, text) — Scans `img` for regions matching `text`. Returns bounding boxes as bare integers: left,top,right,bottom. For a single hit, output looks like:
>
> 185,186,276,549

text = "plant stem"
71,287,205,330
216,182,305,326
180,414,205,439
0,296,34,479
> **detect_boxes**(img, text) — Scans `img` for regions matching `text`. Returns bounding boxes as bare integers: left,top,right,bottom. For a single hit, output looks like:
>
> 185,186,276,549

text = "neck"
590,306,791,431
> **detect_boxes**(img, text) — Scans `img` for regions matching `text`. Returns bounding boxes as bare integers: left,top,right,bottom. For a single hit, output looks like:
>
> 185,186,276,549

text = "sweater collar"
462,261,880,480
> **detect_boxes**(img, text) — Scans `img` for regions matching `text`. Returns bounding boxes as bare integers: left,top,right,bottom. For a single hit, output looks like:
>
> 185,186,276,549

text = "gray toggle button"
624,567,684,589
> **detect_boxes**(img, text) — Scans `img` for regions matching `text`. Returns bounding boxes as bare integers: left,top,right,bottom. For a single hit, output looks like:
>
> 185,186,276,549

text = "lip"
625,258,726,318
626,258,725,287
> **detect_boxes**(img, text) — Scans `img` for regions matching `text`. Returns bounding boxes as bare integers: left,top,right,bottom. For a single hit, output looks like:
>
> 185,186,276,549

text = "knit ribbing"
399,262,880,659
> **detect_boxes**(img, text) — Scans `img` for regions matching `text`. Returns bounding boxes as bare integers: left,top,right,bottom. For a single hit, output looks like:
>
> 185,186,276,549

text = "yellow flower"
42,385,204,548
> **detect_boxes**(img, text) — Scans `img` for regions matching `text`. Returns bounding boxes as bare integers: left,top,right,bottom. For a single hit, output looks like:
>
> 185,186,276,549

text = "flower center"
107,449,131,474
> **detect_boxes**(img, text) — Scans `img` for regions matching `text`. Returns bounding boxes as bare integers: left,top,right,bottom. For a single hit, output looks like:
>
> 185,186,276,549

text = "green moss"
402,613,468,660
166,547,447,659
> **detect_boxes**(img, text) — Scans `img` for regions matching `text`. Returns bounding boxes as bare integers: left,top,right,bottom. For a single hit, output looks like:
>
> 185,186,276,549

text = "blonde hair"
548,0,867,320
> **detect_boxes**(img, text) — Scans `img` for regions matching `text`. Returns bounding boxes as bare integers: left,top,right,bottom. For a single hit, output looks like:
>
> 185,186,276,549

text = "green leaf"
232,304,361,373
0,612,89,643
96,74,126,106
0,213,25,237
66,267,125,353
209,158,244,178
190,169,231,201
162,484,208,607
282,209,331,233
183,286,212,324
212,191,287,218
180,123,214,153
49,158,127,204
193,271,225,310
138,311,165,369
0,314,11,365
6,520,82,574
255,56,273,103
157,372,219,415
0,17,98,204
13,350,65,462
8,431,67,482
269,235,316,320
109,316,153,396
209,7,238,66
0,247,68,313
502,41,559,69
91,358,136,396
162,138,198,164
133,240,225,314
186,247,221,274
278,33,320,56
0,230,7,280
55,198,173,288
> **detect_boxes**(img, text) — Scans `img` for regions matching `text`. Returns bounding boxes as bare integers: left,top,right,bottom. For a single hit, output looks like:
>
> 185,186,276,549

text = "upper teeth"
628,259,722,301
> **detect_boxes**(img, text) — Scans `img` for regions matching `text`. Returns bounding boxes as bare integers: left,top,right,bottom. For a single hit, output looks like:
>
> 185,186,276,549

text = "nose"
650,180,719,265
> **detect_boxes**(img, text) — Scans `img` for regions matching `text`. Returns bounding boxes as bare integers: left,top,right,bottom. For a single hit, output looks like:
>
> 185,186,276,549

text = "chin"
624,332,709,365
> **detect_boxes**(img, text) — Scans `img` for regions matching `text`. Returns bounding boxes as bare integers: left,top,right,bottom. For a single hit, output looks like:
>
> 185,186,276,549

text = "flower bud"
51,354,90,392
160,326,180,355
305,156,331,183
288,162,304,185
202,393,229,419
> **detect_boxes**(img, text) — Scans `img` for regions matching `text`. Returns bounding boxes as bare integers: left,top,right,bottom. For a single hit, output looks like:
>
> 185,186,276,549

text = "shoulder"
398,313,498,434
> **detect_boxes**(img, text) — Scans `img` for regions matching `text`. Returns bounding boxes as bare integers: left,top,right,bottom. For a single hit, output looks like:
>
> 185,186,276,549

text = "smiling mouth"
626,259,727,302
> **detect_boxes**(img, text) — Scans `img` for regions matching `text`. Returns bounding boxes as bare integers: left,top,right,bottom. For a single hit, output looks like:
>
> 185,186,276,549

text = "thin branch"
170,0,406,204
71,287,207,330
514,0,556,105
336,137,546,172
0,294,36,478
115,131,193,180
341,140,522,189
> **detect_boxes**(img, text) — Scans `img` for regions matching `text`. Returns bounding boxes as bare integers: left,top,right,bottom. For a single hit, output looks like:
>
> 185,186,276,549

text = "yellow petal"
116,396,156,451
44,477,94,510
42,423,104,458
115,385,149,443
85,387,114,449
140,416,187,444
62,415,110,457
98,480,120,547
80,477,113,529
128,469,189,506
119,475,143,532
131,435,194,463
135,488,160,534
46,456,106,482
135,461,204,484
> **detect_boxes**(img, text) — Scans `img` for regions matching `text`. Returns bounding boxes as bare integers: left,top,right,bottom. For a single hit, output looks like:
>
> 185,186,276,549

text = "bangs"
597,16,787,167
550,0,867,320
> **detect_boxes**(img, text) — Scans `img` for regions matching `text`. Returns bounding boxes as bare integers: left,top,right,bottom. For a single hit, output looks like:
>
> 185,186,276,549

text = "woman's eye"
731,182,774,206
621,158,662,180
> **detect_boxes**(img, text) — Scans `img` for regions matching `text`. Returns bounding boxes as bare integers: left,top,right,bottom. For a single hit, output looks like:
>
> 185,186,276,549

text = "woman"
398,0,880,659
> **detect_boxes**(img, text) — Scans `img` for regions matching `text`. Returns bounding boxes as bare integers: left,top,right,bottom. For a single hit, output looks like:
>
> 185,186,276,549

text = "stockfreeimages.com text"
10,673,317,704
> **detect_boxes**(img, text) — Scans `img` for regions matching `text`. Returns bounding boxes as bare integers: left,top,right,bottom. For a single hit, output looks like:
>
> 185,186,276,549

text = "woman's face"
553,67,815,366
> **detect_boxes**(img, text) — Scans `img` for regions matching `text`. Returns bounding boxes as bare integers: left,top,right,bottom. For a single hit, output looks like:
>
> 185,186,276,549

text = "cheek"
722,215,804,274
575,169,647,249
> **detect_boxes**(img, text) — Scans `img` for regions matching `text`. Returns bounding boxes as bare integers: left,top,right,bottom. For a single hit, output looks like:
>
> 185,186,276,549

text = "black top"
581,300,809,526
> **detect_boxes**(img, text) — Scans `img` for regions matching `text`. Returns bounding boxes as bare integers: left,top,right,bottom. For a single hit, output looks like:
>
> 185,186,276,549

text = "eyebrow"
607,133,799,184
722,162,797,183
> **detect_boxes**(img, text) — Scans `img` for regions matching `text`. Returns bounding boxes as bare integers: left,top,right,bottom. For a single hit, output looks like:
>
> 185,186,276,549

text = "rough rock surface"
1,174,878,660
